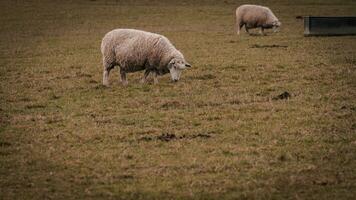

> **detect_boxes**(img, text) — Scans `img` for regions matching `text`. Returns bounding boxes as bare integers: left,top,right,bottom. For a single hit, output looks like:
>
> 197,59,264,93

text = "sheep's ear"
185,62,191,68
168,59,175,69
170,59,176,65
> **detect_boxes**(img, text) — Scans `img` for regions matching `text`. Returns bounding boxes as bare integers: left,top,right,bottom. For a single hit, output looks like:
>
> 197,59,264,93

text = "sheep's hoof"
103,81,110,87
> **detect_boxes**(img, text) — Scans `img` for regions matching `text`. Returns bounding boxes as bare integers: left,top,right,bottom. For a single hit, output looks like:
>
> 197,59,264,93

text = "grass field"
1,0,356,199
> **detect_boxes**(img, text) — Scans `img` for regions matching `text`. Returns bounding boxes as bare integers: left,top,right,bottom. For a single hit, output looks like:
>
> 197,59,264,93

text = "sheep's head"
168,58,191,82
272,21,281,32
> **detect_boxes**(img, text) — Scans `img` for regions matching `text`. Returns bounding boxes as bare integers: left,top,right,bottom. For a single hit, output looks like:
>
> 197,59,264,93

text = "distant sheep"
101,29,191,86
235,4,281,35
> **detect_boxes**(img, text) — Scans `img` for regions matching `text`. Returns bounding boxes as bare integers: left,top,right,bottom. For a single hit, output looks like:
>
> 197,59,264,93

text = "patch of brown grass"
1,0,356,199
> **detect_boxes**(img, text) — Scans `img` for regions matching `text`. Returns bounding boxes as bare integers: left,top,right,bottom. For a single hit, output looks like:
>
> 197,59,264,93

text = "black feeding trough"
303,16,356,36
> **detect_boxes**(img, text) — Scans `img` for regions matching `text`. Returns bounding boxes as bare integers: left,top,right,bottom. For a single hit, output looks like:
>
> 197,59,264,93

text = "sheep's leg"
260,27,265,35
236,20,241,35
238,24,244,35
152,71,159,85
120,69,128,86
140,69,150,83
103,69,110,86
103,61,114,86
245,27,251,35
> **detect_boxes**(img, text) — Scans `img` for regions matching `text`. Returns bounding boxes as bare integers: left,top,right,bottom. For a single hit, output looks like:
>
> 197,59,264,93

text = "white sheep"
101,29,191,86
235,5,281,35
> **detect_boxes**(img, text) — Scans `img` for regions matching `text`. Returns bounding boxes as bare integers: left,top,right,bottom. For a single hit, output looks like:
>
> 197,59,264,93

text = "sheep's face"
168,58,191,82
272,21,281,32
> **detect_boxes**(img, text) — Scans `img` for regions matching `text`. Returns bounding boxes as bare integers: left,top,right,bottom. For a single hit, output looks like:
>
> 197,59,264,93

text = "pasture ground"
1,0,356,199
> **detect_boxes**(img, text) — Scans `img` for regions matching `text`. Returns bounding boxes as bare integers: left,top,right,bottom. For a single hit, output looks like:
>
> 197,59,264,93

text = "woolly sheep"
235,4,281,35
101,29,191,86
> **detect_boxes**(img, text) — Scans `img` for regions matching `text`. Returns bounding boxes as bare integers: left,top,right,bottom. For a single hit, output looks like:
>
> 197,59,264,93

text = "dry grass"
1,0,356,199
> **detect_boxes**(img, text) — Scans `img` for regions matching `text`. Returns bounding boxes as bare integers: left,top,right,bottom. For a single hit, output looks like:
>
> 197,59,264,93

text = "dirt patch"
160,101,185,109
251,44,288,48
94,85,108,90
75,72,92,78
190,133,211,139
88,79,98,84
196,101,222,108
115,174,134,179
351,124,356,130
272,91,291,100
0,142,11,147
157,133,177,141
50,94,60,100
19,97,31,102
25,104,46,109
45,116,63,124
195,74,216,80
229,99,241,105
139,132,212,142
90,114,112,125
296,15,303,19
